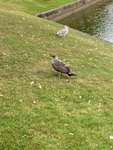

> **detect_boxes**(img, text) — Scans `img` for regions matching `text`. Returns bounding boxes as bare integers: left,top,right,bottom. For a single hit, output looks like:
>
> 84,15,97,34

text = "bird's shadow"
48,73,77,80
37,70,76,80
48,72,76,80
49,33,65,39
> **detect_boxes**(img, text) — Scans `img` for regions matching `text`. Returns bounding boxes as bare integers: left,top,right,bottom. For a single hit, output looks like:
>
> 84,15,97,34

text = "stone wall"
36,0,103,21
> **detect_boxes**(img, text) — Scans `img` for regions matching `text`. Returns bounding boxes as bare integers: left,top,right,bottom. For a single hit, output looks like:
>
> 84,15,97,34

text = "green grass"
1,0,76,15
0,0,113,150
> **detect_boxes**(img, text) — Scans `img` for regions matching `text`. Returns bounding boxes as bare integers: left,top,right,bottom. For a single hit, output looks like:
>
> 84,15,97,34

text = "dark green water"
57,0,113,43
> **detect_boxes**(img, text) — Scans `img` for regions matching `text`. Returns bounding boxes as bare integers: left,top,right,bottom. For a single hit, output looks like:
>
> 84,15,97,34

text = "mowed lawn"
0,0,113,149
1,0,76,14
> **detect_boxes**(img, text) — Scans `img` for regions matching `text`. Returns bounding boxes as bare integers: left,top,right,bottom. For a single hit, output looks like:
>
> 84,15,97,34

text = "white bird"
56,25,68,37
51,55,76,76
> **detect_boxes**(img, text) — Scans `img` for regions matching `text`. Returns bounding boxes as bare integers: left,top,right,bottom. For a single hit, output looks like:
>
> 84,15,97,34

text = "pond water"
57,0,113,43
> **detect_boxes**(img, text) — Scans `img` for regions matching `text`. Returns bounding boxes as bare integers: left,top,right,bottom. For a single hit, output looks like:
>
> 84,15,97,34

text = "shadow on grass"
37,70,77,80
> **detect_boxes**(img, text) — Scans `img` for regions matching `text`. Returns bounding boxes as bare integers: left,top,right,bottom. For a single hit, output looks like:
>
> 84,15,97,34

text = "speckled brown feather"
51,55,76,76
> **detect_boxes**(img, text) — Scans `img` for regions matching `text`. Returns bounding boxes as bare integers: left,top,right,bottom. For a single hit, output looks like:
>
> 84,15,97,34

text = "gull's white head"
52,55,58,59
64,25,68,29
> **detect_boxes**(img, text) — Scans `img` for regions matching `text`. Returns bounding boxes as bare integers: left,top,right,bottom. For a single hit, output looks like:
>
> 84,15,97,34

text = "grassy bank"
1,0,113,149
1,0,76,14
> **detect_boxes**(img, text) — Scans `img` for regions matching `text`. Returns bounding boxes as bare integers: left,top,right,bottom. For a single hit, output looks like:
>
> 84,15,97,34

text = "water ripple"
57,0,113,43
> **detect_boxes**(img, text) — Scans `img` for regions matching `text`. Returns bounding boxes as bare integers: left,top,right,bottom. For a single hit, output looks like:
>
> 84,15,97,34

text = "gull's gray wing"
52,59,70,73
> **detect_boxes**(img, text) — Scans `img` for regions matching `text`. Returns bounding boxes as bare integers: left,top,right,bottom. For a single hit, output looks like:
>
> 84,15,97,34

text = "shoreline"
36,0,103,21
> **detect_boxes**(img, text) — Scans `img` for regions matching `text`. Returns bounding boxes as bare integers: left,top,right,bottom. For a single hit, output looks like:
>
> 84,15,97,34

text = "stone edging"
36,0,103,21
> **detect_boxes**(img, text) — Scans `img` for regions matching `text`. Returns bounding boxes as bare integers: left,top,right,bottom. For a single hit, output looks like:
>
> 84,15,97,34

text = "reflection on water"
57,0,113,43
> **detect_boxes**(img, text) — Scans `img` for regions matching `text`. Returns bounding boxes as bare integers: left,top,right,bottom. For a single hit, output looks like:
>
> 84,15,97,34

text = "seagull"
56,25,68,37
51,55,77,76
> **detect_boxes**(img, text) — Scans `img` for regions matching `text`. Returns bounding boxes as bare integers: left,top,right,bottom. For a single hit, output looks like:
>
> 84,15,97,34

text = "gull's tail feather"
56,33,59,36
67,72,77,76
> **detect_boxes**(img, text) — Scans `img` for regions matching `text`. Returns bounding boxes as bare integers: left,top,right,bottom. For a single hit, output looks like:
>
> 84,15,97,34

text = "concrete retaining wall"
36,0,103,21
